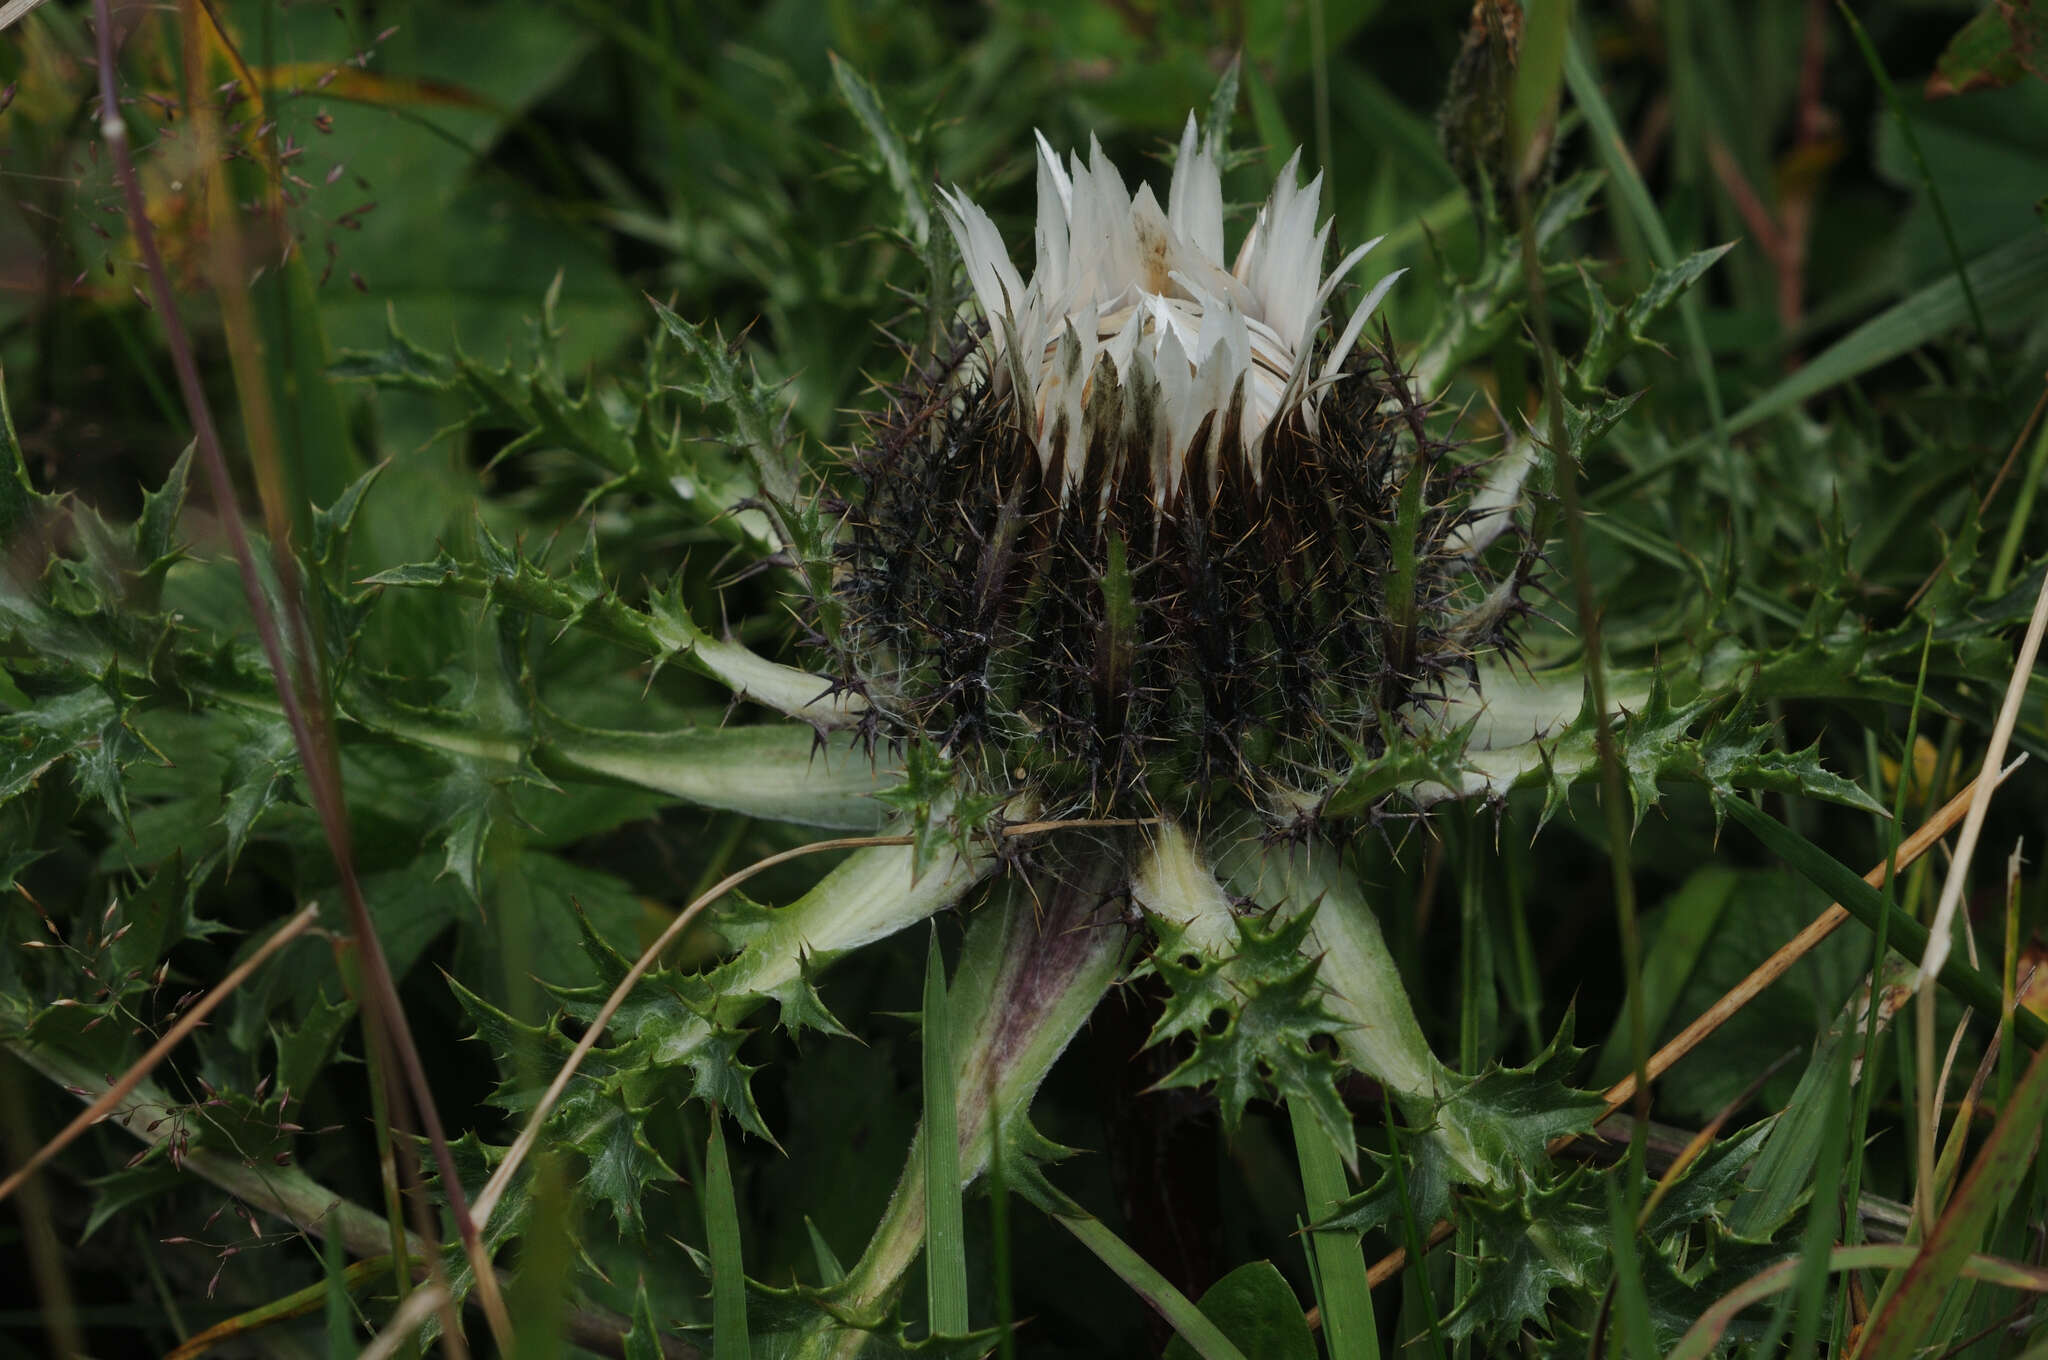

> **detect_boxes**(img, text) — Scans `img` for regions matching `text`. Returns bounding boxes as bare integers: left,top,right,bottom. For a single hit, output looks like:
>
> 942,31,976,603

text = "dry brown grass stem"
1914,567,2048,1233
472,813,1151,1234
470,832,913,1229
85,8,506,1343
1363,762,2012,1291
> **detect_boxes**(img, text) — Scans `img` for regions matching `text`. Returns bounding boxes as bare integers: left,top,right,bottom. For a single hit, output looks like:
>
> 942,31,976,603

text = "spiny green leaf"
448,978,688,1235
1323,722,1477,819
269,987,355,1104
81,1162,190,1244
0,684,151,828
1574,245,1735,390
363,526,855,727
220,719,298,873
570,1094,682,1239
874,743,999,879
828,55,930,248
433,763,503,902
309,461,389,571
728,1272,1006,1357
1201,54,1242,151
1443,1168,1610,1342
649,297,798,509
334,311,768,549
623,1279,668,1360
1147,907,1351,1154
130,444,193,595
1323,1021,1599,1237
1431,1020,1604,1186
1409,170,1603,391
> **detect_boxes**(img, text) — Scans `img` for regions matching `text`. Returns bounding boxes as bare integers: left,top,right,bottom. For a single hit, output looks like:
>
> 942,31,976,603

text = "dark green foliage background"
4,0,2048,1355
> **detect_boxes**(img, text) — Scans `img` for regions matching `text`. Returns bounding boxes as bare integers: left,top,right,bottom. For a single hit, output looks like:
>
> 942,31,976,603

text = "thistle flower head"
833,118,1539,827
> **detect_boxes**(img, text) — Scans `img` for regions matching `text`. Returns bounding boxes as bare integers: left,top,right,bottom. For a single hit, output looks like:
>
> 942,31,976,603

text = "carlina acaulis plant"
829,115,1544,830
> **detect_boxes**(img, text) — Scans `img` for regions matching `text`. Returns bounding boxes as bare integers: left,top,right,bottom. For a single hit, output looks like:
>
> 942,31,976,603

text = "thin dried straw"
1912,569,2048,1232
471,834,915,1229
85,9,504,1341
1363,764,2009,1290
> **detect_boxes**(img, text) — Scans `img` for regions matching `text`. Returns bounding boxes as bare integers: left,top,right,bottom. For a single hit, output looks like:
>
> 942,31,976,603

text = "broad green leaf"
1931,1,2048,97
1163,1261,1316,1360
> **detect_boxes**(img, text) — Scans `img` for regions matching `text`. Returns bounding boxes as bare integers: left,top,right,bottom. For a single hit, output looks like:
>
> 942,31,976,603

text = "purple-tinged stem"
85,6,509,1346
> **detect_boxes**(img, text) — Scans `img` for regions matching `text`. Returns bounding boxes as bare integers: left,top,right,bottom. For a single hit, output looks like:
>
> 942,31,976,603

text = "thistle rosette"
836,117,1540,826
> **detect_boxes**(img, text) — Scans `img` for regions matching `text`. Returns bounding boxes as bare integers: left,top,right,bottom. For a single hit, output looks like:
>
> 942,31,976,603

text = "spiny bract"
831,116,1541,827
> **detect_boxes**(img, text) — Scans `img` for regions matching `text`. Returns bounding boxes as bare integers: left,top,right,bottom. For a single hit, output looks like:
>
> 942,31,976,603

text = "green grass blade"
1243,63,1297,180
1051,1210,1251,1360
1834,0,1991,351
1721,796,2046,1048
1991,419,2048,594
323,1229,354,1360
1735,231,2048,419
1669,1244,2048,1359
805,1218,846,1288
0,358,41,540
1511,0,1571,184
922,924,969,1337
1604,1178,1656,1358
1858,1030,2048,1356
1599,232,2048,503
1784,1053,1853,1360
1835,625,1934,1350
1382,1108,1450,1360
1591,866,1739,1087
1563,29,1740,586
705,1112,751,1360
1290,1099,1378,1360
509,1159,576,1360
988,1089,1016,1360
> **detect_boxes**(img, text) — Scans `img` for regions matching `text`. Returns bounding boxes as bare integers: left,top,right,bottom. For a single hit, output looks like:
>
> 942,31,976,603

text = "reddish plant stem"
87,7,508,1345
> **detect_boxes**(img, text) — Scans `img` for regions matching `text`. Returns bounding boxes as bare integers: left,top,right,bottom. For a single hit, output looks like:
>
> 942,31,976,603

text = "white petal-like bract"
937,116,1398,505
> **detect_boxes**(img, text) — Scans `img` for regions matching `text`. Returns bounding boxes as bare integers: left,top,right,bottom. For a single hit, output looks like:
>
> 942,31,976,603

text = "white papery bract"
937,116,1404,507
